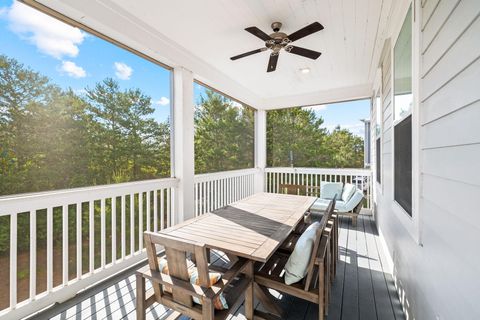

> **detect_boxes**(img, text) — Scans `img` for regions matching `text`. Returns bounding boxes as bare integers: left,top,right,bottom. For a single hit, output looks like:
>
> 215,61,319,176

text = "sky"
302,99,370,137
0,0,370,137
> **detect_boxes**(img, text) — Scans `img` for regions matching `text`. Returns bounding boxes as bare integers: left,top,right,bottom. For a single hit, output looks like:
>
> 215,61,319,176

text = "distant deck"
30,215,405,320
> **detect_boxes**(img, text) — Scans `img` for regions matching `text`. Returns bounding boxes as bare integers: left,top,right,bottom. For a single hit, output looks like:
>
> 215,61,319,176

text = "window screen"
394,115,412,216
376,138,381,183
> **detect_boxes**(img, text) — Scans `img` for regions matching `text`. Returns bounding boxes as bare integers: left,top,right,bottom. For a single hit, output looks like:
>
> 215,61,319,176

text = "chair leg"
136,274,146,320
202,298,215,319
330,221,336,284
325,240,330,316
318,260,325,320
352,215,357,227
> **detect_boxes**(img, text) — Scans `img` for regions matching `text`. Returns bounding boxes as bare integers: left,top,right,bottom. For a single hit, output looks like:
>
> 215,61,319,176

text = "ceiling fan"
230,21,324,72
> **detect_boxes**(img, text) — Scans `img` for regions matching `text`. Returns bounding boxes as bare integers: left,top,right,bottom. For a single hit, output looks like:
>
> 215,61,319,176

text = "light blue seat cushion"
320,182,343,200
342,190,364,212
341,183,356,202
311,191,363,213
310,198,346,212
284,222,321,285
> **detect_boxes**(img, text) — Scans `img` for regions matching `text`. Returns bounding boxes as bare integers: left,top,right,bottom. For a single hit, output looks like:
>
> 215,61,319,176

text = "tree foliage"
0,55,170,197
194,90,254,173
267,107,364,168
0,54,364,255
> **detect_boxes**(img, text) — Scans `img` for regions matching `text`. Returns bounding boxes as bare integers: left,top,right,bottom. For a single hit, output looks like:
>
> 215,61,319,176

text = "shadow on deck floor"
29,215,405,320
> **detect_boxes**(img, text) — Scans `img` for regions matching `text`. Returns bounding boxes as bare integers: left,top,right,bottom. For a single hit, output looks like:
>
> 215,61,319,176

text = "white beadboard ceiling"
34,0,395,109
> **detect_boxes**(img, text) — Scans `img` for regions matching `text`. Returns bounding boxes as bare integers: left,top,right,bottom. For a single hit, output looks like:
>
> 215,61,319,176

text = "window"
375,92,382,184
394,6,413,120
376,138,381,183
193,82,255,174
0,1,172,197
393,5,413,216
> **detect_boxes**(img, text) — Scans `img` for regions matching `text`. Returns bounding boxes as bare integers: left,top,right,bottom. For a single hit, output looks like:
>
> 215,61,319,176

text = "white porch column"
172,67,195,223
254,109,267,193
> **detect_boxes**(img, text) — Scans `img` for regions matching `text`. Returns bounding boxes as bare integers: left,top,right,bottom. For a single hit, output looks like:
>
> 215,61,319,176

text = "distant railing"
264,167,372,209
0,178,178,319
193,168,259,216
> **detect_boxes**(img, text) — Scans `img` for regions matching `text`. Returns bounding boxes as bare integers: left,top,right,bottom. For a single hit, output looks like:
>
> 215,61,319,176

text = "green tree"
267,107,329,167
324,126,364,168
86,78,127,182
0,54,83,194
266,107,364,168
86,78,171,183
194,90,254,173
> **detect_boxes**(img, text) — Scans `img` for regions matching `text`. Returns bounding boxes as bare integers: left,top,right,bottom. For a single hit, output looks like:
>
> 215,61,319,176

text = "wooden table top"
162,192,317,263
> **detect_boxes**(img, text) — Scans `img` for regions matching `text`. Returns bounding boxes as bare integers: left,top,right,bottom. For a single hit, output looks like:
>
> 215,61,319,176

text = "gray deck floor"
32,215,405,320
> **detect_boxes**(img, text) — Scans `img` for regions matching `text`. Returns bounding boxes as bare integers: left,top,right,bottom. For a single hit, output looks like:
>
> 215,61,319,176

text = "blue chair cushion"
284,222,321,285
342,190,364,212
310,198,346,212
320,182,343,200
341,183,356,202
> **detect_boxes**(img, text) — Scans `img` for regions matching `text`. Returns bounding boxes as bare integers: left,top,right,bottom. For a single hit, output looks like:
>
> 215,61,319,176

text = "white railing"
0,178,178,319
193,168,259,216
265,167,372,209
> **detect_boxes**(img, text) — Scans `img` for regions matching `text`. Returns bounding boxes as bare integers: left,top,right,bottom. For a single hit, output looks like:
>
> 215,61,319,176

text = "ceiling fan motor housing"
271,22,282,32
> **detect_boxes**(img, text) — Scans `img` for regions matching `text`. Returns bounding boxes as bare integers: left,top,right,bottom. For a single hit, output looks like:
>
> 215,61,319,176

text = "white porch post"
254,109,267,193
172,67,195,223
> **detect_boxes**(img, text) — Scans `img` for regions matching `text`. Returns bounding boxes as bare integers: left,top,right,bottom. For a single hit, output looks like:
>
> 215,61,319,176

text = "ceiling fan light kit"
300,67,311,74
230,21,324,72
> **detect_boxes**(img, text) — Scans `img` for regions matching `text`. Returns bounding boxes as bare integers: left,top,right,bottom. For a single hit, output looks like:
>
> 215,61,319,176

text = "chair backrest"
143,231,210,307
303,195,336,291
279,183,307,195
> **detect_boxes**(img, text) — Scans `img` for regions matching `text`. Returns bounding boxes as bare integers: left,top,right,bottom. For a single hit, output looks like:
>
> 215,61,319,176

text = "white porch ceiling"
33,0,395,109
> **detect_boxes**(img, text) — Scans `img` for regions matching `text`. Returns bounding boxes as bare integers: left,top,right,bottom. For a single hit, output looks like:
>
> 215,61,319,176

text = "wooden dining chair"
278,183,307,195
136,232,254,320
279,197,339,284
254,198,336,320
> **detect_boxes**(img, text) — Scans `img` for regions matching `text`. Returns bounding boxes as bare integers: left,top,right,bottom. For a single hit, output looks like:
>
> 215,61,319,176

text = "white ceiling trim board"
262,83,373,110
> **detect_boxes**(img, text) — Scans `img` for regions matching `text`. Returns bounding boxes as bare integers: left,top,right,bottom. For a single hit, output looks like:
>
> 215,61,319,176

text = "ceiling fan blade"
245,26,272,41
287,46,321,59
288,22,324,42
267,53,279,72
230,48,267,60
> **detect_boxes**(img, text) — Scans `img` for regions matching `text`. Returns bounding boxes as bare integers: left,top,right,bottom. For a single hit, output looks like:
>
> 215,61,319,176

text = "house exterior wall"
372,0,480,319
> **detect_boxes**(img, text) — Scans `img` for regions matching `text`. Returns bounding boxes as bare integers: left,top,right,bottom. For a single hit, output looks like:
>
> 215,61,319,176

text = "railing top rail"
194,167,260,183
265,167,371,175
0,177,179,215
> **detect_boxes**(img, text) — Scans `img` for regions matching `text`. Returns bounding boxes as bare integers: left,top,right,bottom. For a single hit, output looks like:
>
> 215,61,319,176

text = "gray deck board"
32,215,405,320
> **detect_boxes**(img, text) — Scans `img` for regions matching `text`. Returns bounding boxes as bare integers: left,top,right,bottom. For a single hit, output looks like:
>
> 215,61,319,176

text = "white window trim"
373,68,383,194
390,0,422,245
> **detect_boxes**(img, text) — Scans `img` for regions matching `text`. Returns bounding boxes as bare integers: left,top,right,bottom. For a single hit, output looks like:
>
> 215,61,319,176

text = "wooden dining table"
161,192,317,318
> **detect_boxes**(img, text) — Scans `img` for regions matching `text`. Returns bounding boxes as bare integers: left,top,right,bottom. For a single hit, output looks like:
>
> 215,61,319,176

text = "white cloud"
59,61,86,78
6,1,85,59
303,104,327,112
230,101,243,109
155,97,170,106
114,62,133,80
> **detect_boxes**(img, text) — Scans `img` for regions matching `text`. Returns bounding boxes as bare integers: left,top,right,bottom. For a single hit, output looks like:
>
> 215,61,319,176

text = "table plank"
162,192,317,262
